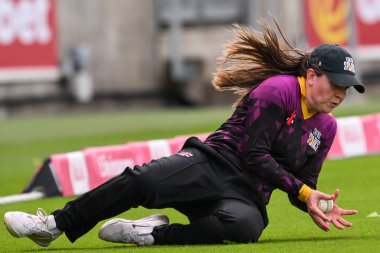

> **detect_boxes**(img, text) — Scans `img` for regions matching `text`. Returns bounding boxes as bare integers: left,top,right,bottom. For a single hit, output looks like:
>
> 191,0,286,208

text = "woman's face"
306,69,347,113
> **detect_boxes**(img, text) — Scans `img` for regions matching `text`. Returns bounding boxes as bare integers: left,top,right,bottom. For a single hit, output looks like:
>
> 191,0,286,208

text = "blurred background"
0,0,379,117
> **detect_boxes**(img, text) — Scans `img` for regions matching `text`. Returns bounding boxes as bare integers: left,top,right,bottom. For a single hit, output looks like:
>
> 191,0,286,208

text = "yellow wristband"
298,184,313,203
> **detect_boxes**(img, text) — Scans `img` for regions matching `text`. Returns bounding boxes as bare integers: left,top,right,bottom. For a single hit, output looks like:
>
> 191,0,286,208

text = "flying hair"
212,18,310,107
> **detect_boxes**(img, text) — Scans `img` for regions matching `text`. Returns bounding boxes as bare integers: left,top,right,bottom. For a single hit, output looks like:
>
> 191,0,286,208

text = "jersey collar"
297,76,316,119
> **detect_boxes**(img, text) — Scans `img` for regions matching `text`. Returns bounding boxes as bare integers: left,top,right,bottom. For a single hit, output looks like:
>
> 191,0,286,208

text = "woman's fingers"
318,191,334,200
331,219,345,230
337,217,352,227
331,216,353,229
311,214,330,231
311,205,331,222
340,209,358,215
310,208,331,231
333,188,340,202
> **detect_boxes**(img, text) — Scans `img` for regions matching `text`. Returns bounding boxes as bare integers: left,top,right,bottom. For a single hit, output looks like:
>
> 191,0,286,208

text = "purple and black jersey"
205,75,337,212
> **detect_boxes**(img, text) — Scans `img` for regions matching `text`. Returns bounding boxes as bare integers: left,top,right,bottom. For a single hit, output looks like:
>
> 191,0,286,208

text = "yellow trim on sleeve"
298,184,313,203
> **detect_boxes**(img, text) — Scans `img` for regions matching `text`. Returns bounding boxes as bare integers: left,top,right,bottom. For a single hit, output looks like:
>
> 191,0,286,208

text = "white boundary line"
0,191,45,205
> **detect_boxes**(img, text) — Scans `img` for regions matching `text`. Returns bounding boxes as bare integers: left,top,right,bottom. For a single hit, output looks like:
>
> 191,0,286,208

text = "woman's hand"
307,189,333,231
307,189,358,231
326,189,358,230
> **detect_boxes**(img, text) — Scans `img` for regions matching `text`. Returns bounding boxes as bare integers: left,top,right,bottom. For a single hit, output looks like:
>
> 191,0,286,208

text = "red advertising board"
0,0,58,82
304,0,380,58
354,0,380,46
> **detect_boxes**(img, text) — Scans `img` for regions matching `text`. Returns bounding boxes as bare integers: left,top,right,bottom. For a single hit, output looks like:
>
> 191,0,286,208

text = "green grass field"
0,103,379,252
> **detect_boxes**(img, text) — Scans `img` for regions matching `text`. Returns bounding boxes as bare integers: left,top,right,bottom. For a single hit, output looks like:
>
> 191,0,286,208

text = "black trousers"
53,137,267,244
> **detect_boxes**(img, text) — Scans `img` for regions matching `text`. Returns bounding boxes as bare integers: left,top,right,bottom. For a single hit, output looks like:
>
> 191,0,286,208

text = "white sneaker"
98,214,169,246
4,208,62,247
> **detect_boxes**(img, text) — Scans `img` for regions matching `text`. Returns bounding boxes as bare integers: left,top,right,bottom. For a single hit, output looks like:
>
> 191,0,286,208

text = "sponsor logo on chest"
307,128,321,152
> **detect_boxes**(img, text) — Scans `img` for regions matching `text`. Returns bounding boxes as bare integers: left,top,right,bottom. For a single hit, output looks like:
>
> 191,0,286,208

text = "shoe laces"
25,208,49,232
36,208,49,223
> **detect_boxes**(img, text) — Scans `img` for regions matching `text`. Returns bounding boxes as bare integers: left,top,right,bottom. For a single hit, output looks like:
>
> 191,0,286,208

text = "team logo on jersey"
307,128,321,152
177,151,193,157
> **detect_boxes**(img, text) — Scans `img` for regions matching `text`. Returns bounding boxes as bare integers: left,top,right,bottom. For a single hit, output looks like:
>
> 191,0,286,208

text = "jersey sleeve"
243,82,306,199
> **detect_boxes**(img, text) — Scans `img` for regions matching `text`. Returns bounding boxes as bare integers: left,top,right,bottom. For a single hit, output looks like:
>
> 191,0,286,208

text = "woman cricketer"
4,20,363,247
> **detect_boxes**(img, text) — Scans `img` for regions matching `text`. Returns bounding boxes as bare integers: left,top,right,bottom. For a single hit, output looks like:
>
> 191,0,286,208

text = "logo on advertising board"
0,0,52,45
148,140,172,159
337,117,367,157
97,155,134,178
67,151,90,195
0,0,57,71
305,0,380,47
305,0,350,46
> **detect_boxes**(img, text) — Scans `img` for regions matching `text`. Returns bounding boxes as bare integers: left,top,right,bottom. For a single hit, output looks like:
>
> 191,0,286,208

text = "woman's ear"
306,69,315,87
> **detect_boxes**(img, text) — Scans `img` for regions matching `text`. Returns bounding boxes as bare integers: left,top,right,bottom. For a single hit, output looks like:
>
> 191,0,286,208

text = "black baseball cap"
306,44,365,93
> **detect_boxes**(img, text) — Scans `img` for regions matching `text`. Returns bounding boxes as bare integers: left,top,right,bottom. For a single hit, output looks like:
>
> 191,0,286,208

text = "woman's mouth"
329,102,339,108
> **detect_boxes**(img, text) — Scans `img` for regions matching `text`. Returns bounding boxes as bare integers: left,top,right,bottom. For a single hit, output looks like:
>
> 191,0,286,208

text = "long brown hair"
213,19,311,106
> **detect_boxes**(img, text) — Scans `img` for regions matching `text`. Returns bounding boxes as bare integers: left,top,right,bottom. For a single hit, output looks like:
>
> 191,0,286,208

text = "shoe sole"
99,214,169,243
28,234,51,247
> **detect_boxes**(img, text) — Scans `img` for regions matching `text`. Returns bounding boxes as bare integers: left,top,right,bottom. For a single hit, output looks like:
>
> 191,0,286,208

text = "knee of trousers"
121,167,160,205
123,160,187,209
213,205,265,243
223,214,264,243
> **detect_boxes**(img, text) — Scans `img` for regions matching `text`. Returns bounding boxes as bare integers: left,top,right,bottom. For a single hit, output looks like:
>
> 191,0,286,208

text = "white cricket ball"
318,199,334,213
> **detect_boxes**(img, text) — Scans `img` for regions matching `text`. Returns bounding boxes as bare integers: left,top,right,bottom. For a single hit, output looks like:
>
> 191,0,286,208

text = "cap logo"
344,57,355,74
